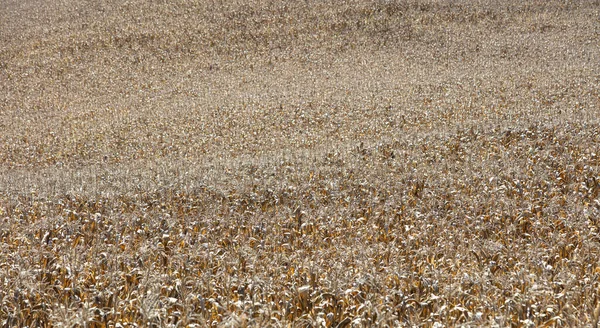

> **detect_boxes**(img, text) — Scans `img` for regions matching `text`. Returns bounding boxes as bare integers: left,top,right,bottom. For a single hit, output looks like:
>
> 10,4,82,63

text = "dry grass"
1,0,600,326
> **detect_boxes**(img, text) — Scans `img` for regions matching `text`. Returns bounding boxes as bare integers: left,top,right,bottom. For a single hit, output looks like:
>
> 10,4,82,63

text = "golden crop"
1,0,599,326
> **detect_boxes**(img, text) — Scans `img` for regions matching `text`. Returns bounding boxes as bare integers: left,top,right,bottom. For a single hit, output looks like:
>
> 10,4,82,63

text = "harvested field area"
1,0,600,326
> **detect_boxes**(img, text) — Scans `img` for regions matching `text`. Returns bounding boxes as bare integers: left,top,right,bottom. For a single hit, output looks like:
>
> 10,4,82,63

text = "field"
1,0,600,326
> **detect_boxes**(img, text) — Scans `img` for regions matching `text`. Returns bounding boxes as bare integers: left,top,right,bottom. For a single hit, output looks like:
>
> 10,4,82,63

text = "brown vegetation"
1,0,600,326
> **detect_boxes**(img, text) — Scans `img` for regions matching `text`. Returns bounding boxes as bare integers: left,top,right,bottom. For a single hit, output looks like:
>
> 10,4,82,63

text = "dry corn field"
1,0,600,327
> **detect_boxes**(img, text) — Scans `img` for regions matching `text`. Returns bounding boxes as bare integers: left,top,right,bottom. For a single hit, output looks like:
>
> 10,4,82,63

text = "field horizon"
1,0,600,326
